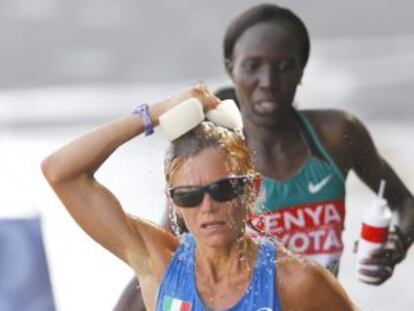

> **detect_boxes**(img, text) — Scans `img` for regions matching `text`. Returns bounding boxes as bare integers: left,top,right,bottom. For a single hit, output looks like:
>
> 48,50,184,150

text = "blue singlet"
155,233,282,311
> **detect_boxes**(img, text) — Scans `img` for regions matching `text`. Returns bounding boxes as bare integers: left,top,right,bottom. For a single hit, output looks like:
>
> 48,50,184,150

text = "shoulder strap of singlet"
296,111,345,182
259,239,276,265
294,112,325,160
257,240,282,311
166,233,195,267
180,233,195,251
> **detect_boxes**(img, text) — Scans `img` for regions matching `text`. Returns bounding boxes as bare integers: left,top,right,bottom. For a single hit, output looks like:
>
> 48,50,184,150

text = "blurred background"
1,0,413,310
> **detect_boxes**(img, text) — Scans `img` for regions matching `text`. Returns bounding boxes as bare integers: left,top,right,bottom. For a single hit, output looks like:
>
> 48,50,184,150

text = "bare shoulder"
275,246,358,311
301,109,370,173
302,109,361,143
275,246,322,302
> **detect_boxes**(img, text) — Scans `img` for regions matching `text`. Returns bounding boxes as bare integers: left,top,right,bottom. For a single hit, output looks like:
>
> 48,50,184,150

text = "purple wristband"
133,104,154,136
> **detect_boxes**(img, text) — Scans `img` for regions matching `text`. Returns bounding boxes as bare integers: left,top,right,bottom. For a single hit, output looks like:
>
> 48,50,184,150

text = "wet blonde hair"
165,121,259,235
164,121,254,184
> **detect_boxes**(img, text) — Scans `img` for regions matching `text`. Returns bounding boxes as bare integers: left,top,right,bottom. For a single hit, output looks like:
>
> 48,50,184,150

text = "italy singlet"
155,233,282,311
249,111,346,274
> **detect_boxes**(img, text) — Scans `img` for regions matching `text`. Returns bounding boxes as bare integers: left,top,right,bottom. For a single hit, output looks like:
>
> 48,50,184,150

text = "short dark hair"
223,3,310,69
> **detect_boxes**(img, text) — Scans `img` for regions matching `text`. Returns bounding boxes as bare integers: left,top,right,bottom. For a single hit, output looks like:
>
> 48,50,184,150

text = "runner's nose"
258,65,280,90
199,192,217,213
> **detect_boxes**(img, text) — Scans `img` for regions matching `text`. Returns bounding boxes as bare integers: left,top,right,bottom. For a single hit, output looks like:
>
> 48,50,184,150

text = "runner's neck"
194,236,256,283
244,112,302,149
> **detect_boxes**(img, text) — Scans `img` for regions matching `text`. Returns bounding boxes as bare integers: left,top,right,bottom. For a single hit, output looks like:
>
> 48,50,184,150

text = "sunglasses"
168,175,250,208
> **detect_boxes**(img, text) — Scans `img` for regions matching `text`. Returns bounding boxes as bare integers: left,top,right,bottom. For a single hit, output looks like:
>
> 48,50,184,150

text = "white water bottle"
357,180,392,283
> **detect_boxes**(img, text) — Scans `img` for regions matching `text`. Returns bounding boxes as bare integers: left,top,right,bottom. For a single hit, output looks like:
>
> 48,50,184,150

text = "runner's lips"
201,221,226,229
254,101,278,114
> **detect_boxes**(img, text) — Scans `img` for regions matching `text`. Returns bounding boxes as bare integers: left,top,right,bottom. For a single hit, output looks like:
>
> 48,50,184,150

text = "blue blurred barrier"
0,217,56,311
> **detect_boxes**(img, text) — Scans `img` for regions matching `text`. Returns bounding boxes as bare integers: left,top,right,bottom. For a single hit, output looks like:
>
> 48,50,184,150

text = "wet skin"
170,148,358,311
170,147,249,249
170,147,259,310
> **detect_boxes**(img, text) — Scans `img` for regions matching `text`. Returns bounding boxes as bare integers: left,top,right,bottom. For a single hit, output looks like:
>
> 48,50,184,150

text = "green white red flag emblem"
163,295,192,311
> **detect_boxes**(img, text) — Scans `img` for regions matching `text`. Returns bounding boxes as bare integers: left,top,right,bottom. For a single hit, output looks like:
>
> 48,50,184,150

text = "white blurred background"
1,0,413,310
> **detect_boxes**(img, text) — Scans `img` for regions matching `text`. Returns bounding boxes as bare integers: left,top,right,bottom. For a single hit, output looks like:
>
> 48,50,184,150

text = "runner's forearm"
41,99,173,183
41,84,217,184
42,114,147,183
394,197,414,246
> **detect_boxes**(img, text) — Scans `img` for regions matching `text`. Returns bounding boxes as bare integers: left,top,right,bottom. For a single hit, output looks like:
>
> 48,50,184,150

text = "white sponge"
159,98,204,141
206,99,243,130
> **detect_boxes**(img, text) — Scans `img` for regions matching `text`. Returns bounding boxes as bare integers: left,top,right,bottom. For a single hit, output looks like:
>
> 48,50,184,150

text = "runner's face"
170,148,248,248
229,22,303,127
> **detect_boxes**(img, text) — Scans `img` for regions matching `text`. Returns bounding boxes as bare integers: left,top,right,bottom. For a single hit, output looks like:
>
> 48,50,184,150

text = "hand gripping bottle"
357,180,392,283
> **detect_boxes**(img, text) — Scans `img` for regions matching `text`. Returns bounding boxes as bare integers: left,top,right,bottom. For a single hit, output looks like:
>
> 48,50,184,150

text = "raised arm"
41,84,219,278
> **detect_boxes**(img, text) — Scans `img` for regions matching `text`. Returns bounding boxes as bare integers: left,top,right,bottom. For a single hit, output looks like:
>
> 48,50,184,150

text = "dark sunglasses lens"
172,187,203,207
209,178,244,202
